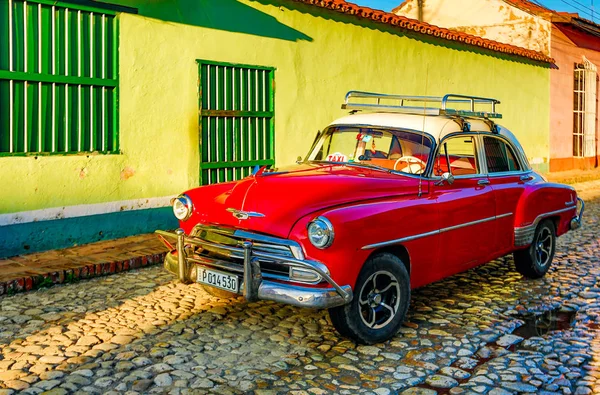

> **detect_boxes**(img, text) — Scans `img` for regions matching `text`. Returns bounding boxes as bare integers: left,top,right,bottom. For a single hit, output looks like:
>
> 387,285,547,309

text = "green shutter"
0,0,119,155
197,60,275,185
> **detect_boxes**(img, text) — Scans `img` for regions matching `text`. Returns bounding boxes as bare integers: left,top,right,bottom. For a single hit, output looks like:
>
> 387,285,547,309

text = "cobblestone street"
0,182,598,395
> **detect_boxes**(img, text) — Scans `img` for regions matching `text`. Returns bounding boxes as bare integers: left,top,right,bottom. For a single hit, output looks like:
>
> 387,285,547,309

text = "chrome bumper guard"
570,197,585,230
156,229,353,309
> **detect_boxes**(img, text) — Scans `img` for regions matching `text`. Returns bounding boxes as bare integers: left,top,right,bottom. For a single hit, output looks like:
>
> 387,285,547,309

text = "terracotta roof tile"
291,0,554,63
504,0,553,15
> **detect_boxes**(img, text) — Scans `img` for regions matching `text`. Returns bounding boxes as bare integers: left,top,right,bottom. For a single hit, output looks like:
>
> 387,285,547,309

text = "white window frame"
573,57,597,158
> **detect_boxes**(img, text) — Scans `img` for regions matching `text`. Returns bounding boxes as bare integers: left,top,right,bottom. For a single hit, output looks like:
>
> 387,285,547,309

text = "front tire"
513,219,556,279
328,253,410,344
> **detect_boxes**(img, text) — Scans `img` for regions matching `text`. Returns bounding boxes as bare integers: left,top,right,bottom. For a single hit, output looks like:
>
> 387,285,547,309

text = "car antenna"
418,66,429,197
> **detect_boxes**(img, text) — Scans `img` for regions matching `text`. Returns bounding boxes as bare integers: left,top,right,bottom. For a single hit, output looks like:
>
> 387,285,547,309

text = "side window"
483,137,522,173
435,136,478,176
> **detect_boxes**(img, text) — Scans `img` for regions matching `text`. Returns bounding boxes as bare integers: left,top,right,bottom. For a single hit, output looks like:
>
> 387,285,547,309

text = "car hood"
181,163,422,238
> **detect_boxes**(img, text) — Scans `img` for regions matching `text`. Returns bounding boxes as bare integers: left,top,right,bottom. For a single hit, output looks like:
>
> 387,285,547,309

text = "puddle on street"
510,308,576,338
585,322,600,330
412,308,577,392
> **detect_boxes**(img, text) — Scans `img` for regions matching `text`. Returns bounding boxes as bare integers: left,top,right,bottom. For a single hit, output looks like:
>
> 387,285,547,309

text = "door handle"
520,174,533,182
477,179,490,186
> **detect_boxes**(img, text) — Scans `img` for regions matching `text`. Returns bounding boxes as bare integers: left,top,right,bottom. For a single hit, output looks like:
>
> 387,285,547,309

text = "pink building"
395,0,600,172
551,13,600,171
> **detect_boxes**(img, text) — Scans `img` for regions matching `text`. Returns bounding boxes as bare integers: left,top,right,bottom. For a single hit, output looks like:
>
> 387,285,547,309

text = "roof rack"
342,91,502,119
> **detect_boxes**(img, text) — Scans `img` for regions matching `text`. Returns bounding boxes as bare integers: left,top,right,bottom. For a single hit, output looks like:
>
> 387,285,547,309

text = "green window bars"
0,0,119,155
197,60,275,185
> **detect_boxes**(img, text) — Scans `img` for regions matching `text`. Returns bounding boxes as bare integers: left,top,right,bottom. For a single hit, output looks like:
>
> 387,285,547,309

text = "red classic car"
156,92,584,344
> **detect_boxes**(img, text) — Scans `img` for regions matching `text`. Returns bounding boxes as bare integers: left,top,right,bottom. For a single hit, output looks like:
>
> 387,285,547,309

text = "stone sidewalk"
546,167,600,185
0,234,166,296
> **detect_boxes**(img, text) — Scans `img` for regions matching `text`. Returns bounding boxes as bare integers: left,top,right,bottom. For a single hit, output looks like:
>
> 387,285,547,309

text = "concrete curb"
0,251,166,297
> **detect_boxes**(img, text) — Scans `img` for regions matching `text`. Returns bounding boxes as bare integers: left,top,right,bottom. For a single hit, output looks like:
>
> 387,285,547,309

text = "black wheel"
513,219,556,279
200,284,237,299
328,253,410,344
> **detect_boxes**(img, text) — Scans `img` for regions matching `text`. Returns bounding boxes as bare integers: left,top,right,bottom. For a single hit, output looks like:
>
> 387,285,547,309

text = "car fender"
514,180,578,246
288,193,440,290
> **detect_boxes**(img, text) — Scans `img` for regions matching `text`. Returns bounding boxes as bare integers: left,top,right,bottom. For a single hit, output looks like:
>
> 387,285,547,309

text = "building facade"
0,0,551,257
395,0,600,172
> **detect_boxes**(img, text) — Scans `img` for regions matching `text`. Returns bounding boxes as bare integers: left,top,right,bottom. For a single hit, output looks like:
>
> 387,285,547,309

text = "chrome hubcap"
358,271,401,329
535,227,553,267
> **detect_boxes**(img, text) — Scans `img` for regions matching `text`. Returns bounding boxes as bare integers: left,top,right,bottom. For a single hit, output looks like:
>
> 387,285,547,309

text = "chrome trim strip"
364,229,441,248
486,171,531,178
526,206,577,226
496,212,513,219
362,213,513,250
439,216,496,233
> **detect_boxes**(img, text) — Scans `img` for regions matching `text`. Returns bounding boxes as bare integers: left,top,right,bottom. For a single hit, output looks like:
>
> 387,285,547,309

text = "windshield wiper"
311,160,422,176
344,162,395,173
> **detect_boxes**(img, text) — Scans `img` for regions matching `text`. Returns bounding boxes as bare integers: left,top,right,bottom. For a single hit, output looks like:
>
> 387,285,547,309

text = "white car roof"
330,112,490,142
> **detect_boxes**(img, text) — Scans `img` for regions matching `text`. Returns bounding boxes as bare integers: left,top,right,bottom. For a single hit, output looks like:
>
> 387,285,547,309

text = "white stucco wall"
394,0,552,56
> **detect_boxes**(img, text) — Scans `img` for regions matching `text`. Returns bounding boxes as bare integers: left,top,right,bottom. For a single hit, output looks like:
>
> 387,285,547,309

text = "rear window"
483,137,521,173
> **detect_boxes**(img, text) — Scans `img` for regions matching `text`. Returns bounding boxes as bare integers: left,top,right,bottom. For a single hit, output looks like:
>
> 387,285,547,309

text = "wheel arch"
545,215,560,235
366,244,411,276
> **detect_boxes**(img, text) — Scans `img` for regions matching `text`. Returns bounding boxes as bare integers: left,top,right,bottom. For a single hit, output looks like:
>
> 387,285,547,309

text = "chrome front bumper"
157,229,353,309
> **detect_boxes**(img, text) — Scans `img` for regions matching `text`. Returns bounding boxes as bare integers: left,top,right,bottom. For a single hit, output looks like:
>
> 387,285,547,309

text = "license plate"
197,268,239,293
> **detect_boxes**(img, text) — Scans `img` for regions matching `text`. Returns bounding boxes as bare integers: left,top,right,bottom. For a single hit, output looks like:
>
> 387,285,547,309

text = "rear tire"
200,284,237,299
514,219,556,279
328,253,410,344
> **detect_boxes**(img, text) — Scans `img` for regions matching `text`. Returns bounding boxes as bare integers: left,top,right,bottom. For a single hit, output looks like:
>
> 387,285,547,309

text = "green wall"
0,0,551,257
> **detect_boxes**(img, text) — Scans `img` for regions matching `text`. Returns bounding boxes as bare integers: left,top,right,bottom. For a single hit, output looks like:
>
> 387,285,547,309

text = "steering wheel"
393,156,426,174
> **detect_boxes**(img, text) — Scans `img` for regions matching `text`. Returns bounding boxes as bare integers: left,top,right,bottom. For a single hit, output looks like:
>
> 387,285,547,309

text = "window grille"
573,57,597,158
0,0,119,155
197,60,275,185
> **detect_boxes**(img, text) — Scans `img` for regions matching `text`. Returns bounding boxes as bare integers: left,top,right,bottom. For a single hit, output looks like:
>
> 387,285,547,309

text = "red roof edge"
503,0,553,17
290,0,555,64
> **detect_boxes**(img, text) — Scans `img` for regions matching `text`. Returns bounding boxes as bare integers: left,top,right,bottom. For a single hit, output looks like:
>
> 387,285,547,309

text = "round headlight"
307,217,334,249
172,195,193,221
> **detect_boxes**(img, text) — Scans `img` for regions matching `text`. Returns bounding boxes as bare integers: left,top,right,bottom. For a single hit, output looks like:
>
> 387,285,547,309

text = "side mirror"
435,172,455,186
296,156,303,164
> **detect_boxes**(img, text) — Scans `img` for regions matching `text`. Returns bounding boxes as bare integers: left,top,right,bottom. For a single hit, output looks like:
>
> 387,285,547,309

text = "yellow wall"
0,0,551,215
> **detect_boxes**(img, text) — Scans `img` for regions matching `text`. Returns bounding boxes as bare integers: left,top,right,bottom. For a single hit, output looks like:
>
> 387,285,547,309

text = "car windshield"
307,126,433,175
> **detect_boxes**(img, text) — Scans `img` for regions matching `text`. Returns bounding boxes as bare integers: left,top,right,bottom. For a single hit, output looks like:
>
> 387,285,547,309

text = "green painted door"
197,60,275,185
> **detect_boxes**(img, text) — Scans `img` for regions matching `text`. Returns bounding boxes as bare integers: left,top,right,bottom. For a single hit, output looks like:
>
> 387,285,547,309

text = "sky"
353,0,599,22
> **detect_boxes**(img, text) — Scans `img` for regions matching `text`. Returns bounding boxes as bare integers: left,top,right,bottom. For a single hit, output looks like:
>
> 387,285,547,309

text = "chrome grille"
188,225,295,279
